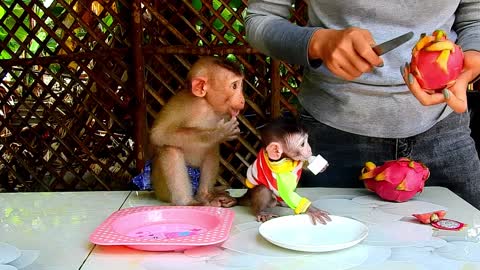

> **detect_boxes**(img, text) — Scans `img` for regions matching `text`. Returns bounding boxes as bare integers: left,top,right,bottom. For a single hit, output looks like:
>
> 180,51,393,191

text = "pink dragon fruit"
410,30,464,91
359,158,430,202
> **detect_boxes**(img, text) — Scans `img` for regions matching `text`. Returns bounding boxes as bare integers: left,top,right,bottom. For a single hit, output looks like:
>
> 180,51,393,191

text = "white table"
1,188,480,270
0,191,130,270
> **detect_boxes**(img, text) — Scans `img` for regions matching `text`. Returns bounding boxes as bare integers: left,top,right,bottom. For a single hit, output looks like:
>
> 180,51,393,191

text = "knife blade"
372,31,414,56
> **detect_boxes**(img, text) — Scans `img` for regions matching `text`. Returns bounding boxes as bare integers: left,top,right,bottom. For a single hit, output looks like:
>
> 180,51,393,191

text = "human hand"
308,27,384,81
400,51,480,113
305,205,331,225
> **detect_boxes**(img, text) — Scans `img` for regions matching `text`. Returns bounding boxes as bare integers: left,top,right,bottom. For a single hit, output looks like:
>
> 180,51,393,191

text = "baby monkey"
149,56,245,207
239,117,331,224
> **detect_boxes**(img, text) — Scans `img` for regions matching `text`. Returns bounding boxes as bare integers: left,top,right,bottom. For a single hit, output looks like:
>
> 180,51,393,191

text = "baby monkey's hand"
306,205,331,225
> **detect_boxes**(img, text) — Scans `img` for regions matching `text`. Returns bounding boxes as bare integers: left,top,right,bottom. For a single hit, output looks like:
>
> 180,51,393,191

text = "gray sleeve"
245,0,322,67
453,0,480,52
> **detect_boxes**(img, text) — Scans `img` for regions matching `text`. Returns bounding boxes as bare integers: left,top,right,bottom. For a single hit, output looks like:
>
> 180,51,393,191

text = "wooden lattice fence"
1,0,478,192
0,0,308,192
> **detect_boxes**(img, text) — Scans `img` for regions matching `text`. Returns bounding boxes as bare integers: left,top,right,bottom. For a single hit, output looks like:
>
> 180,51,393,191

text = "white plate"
259,215,368,252
0,242,21,264
0,265,17,270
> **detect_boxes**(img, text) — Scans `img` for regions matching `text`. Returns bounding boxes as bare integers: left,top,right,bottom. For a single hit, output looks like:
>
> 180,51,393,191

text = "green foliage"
103,15,114,28
0,6,5,19
50,6,65,17
192,0,202,10
49,63,61,74
0,26,7,41
1,50,12,59
192,0,245,45
0,0,37,58
0,0,115,59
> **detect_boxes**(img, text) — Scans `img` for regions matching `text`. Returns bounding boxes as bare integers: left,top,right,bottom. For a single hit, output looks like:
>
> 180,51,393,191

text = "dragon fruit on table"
359,158,430,202
409,29,464,91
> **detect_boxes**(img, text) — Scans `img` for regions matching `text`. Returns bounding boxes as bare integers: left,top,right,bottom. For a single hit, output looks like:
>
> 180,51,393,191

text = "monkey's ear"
265,142,283,161
191,77,207,97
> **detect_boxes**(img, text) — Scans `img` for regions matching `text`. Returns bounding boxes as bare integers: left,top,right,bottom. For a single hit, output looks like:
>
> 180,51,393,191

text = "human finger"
442,89,467,113
443,72,469,113
327,61,358,81
355,30,384,67
330,37,371,76
401,63,444,106
349,46,377,74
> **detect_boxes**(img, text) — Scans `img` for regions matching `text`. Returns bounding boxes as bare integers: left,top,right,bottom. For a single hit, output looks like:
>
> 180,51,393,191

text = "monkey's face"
206,70,245,117
284,133,312,161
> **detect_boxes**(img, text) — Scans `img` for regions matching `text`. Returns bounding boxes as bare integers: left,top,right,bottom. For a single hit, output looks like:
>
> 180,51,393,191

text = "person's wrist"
308,29,321,60
464,50,480,82
308,29,333,61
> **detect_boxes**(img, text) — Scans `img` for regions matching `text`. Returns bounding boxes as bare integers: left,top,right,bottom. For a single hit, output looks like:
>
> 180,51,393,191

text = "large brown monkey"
150,57,245,207
239,117,331,224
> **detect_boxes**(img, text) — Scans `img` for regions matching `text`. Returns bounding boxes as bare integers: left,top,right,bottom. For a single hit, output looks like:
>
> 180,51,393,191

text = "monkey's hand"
196,190,237,208
256,211,279,222
305,205,331,225
215,117,240,143
210,194,237,208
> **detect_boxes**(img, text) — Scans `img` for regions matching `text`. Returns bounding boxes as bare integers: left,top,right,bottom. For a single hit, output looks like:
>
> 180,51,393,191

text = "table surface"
1,187,480,270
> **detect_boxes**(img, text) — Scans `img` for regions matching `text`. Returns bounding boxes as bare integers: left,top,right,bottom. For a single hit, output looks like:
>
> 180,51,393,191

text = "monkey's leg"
151,146,197,205
196,147,237,207
249,186,279,222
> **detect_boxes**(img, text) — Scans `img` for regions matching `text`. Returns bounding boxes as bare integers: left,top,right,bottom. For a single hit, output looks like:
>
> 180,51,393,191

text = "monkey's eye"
232,82,238,90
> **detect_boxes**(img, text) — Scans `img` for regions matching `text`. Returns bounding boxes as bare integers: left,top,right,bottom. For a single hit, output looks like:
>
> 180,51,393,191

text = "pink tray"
89,206,235,251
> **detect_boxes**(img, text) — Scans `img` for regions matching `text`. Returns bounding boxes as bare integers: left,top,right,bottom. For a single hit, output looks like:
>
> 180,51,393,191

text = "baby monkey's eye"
232,82,238,90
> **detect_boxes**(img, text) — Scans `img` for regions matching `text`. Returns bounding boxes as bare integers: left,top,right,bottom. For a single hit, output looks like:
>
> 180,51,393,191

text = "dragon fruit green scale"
360,158,430,202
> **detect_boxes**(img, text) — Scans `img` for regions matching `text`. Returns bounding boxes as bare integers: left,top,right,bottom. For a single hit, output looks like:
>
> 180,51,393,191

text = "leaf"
0,50,12,60
102,15,113,27
13,4,26,18
0,6,5,19
192,0,202,10
213,0,221,10
232,20,244,33
213,18,224,31
30,40,40,54
49,63,61,74
0,26,7,41
15,26,28,42
46,38,58,53
36,29,48,41
8,40,20,54
224,31,236,44
51,6,65,17
229,0,242,9
226,54,237,62
2,0,15,6
220,8,232,21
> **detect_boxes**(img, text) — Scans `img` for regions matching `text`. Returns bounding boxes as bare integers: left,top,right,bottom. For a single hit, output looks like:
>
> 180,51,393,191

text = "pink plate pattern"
89,206,235,251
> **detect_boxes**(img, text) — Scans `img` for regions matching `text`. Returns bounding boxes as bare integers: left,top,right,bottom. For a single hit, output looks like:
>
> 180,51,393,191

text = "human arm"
245,0,317,67
245,0,382,80
402,0,480,113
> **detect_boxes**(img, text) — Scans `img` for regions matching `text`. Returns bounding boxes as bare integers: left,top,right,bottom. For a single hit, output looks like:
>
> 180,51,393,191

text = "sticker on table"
363,221,434,247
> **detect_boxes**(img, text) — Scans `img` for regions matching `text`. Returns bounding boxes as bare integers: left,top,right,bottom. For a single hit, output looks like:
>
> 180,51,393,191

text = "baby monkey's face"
283,132,312,161
206,70,245,118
